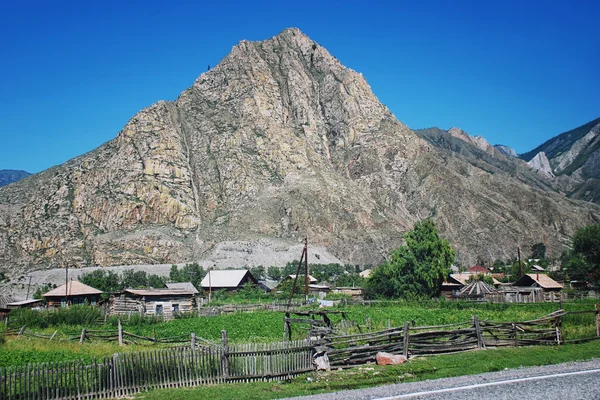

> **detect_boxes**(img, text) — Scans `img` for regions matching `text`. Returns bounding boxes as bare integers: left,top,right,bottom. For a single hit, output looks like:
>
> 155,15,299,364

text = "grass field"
1,300,597,368
134,341,600,400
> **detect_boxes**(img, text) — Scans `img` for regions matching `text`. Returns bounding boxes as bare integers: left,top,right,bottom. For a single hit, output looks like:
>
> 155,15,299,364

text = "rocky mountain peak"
0,29,598,276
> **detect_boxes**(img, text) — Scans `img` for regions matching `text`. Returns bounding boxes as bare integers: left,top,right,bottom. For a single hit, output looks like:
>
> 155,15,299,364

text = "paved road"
285,359,600,400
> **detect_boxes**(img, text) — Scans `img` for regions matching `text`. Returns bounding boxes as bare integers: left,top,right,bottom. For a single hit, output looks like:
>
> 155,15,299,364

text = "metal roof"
43,281,103,297
7,299,44,307
124,289,196,297
165,282,199,294
514,274,563,289
201,269,256,288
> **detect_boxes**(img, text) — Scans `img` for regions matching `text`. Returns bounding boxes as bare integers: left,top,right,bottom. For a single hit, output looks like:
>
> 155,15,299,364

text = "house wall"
109,294,196,321
45,294,101,308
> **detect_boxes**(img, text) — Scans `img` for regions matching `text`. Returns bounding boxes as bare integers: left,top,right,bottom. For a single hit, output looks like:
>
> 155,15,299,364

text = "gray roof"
0,295,16,308
165,282,199,294
200,270,255,288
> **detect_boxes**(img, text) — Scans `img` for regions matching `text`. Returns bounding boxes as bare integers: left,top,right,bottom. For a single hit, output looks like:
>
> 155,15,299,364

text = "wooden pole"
304,238,309,303
191,333,196,350
517,247,523,278
118,319,124,346
221,330,230,380
79,328,87,344
473,315,484,349
288,244,306,306
402,321,410,358
595,304,599,337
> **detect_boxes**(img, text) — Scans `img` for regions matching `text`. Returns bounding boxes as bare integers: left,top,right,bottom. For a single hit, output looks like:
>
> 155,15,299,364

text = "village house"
284,274,318,284
506,273,565,302
43,281,103,308
109,288,197,320
200,269,258,291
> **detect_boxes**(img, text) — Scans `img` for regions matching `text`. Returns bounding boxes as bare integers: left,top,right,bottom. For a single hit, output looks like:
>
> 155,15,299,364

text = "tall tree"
569,224,600,290
530,243,547,259
364,219,455,299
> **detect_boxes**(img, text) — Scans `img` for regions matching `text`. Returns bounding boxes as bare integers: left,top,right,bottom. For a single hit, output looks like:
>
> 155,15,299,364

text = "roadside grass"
135,341,600,400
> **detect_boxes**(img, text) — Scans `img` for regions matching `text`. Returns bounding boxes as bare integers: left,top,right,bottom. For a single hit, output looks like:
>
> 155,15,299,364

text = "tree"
147,274,166,288
267,266,282,281
530,243,547,259
569,224,600,290
364,219,455,299
169,265,182,282
336,273,365,287
180,263,206,289
79,269,121,293
250,265,266,281
121,270,148,289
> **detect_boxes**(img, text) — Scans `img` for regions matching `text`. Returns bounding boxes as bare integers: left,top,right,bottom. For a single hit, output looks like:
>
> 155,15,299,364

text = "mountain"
520,118,600,203
0,170,30,187
494,145,517,158
0,28,598,275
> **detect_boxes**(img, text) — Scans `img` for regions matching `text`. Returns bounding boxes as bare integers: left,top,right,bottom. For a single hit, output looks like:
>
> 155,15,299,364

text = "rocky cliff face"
0,28,599,275
521,119,600,203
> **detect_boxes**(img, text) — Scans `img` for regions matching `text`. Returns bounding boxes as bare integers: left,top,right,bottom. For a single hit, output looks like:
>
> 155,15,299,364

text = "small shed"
6,299,44,309
109,289,196,320
165,282,199,295
200,270,258,291
455,281,500,301
43,281,103,307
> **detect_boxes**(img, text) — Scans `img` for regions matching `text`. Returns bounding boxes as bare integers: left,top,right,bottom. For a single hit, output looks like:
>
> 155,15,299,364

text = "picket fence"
0,334,314,400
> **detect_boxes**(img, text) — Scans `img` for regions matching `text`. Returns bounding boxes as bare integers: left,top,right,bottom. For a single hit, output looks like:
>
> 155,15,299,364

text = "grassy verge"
136,341,600,400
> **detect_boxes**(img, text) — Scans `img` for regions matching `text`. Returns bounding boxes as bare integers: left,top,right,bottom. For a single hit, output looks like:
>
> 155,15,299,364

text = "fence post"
118,319,123,346
50,330,57,341
473,315,484,349
221,330,230,380
19,325,25,336
595,304,599,337
191,333,196,350
402,321,410,358
555,316,562,345
79,328,87,344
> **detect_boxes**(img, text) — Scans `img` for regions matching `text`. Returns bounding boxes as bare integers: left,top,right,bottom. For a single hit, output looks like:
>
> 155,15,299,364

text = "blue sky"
1,0,598,173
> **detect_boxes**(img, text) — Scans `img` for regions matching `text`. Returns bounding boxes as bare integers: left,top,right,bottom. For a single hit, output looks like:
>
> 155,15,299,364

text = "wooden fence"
0,333,314,400
322,309,600,367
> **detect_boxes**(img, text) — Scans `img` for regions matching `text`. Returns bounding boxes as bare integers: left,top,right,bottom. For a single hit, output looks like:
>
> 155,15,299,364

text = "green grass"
1,300,597,367
135,341,600,400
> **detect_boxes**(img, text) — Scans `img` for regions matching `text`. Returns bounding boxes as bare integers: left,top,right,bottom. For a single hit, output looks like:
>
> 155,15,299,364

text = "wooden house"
200,270,258,291
510,273,565,302
6,299,44,309
284,274,318,284
43,281,103,308
109,289,197,320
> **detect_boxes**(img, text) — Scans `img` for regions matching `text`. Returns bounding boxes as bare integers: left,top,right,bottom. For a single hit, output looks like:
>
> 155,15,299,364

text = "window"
173,304,180,314
156,304,163,315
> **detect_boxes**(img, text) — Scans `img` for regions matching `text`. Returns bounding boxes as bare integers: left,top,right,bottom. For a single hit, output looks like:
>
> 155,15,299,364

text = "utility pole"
517,246,523,278
208,270,212,303
25,276,32,300
304,238,309,303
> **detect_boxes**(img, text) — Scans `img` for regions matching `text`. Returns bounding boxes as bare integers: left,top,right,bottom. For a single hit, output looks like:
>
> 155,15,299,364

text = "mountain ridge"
0,28,598,275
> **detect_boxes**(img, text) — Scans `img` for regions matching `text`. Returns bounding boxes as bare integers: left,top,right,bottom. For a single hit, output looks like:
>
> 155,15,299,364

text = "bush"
8,306,104,328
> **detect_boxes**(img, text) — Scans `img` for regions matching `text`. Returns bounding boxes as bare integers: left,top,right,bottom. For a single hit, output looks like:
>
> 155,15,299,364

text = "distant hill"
0,170,30,187
520,118,600,203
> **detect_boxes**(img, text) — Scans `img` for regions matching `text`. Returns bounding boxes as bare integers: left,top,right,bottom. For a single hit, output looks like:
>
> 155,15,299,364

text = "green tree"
169,265,182,282
250,265,266,281
79,269,121,293
267,266,282,281
336,273,365,287
466,273,494,286
121,270,148,289
364,219,455,299
147,274,166,288
530,243,547,259
569,224,600,290
180,263,206,289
